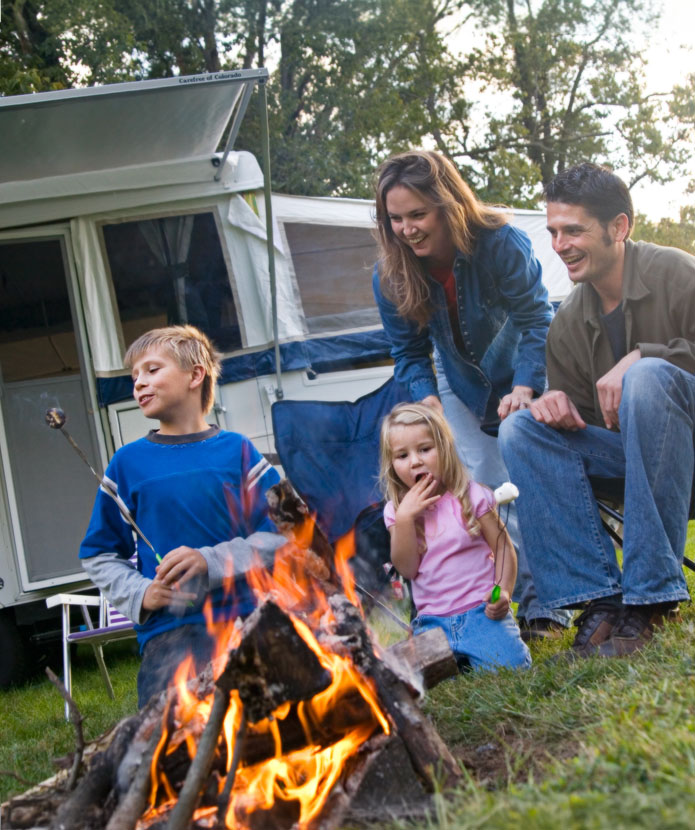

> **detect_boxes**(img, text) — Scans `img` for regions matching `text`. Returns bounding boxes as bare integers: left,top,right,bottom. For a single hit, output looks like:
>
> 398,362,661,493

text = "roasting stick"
45,407,158,555
45,407,195,606
490,481,519,603
354,582,411,633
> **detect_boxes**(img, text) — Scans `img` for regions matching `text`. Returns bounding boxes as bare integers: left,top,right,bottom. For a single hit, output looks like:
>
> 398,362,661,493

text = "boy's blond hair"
124,325,221,415
379,402,481,537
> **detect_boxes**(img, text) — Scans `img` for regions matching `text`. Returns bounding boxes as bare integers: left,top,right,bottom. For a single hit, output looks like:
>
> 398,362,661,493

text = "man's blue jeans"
435,352,572,626
498,358,694,608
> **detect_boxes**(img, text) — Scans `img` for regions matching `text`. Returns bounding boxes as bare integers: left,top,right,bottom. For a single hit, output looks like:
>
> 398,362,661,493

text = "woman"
372,149,571,638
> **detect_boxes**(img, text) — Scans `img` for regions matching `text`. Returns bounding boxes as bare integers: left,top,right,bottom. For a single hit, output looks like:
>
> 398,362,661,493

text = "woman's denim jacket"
372,224,552,421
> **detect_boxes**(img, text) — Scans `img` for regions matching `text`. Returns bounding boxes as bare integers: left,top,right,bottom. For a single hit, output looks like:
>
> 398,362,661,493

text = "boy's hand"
142,547,208,611
155,546,208,587
395,473,440,524
142,580,197,611
484,587,510,620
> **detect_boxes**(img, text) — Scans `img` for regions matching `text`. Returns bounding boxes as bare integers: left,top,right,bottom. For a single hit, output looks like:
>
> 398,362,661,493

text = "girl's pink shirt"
384,483,496,617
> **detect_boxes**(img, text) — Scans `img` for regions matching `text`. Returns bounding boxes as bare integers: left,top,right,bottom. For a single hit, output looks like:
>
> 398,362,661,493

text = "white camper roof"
0,70,266,183
0,71,269,229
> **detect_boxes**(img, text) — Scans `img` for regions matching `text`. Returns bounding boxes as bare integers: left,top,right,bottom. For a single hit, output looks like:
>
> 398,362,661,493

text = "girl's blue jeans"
498,358,694,608
412,603,531,671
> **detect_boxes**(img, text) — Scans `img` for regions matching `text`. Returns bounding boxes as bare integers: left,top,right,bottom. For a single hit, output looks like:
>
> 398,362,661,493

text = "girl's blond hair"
379,402,481,537
124,325,221,414
374,150,508,327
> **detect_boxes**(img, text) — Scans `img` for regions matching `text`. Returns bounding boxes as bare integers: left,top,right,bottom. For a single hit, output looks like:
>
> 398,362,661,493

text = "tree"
3,0,695,207
1,0,462,197
238,0,465,196
0,1,73,94
435,0,695,204
632,206,695,257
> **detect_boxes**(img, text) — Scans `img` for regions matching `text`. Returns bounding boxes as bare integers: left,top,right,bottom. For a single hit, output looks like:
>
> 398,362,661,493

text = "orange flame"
334,529,360,607
216,614,388,828
137,511,391,830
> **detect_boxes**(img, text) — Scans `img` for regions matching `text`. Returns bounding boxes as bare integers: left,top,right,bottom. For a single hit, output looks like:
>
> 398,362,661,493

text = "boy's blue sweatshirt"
80,426,280,648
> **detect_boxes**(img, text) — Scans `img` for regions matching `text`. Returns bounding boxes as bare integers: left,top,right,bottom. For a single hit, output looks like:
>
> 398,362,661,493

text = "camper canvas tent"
0,70,572,685
0,69,291,683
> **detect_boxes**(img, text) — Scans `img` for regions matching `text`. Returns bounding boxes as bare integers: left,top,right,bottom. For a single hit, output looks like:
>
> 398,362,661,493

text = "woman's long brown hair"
374,150,508,327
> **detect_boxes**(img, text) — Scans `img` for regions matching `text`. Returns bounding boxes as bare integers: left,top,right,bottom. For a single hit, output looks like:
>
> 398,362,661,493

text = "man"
498,162,695,658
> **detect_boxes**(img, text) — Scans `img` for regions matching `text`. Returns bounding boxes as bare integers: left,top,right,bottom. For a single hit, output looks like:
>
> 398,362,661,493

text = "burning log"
388,626,458,690
265,480,336,582
165,600,334,830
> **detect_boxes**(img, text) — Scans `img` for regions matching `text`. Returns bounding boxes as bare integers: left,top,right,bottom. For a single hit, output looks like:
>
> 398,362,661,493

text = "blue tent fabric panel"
97,329,393,407
271,376,412,542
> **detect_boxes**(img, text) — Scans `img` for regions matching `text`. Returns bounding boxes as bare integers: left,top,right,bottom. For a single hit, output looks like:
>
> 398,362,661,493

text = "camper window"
101,212,241,352
282,223,380,334
0,238,80,382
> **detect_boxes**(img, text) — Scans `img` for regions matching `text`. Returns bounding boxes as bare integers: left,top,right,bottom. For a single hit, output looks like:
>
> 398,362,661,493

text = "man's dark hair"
544,162,634,233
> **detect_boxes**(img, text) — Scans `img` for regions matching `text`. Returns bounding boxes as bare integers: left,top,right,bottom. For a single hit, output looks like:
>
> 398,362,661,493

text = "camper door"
0,226,103,594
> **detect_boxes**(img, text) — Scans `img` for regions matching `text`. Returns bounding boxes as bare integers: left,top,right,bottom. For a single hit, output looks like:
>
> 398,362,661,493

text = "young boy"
80,325,281,707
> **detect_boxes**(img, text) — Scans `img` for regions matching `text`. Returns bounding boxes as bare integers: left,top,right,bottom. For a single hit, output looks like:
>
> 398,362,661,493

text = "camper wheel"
0,612,26,688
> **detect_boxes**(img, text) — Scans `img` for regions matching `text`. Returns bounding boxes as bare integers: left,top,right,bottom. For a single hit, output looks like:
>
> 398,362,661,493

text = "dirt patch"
454,736,581,788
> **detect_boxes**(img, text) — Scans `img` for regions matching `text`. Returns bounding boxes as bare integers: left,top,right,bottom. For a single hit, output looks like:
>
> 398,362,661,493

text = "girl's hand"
484,586,510,620
395,473,440,524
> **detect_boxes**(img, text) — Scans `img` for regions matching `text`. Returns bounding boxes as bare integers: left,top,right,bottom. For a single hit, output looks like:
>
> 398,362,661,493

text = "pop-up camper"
0,70,571,684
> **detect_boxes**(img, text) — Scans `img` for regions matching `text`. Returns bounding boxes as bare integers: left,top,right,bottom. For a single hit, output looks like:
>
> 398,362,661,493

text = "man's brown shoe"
569,600,621,658
597,604,681,658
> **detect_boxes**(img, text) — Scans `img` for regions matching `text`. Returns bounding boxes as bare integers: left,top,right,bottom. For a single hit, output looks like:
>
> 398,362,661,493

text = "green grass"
3,524,695,829
0,641,139,804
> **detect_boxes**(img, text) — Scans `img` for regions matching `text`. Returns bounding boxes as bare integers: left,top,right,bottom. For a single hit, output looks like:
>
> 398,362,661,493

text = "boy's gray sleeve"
198,532,287,589
82,553,153,625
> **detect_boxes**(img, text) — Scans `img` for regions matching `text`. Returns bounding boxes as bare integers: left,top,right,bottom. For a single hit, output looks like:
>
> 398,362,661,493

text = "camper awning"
0,69,267,184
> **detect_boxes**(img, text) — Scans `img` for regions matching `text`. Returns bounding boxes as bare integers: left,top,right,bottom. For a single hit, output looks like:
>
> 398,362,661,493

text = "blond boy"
80,326,281,706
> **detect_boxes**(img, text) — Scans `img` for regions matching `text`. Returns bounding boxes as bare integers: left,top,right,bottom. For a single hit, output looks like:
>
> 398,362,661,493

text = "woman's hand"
497,385,534,420
484,586,510,620
420,395,444,415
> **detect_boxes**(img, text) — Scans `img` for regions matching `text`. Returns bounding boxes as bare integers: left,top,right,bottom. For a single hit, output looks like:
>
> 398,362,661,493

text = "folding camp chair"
592,475,695,572
46,557,137,720
271,376,412,601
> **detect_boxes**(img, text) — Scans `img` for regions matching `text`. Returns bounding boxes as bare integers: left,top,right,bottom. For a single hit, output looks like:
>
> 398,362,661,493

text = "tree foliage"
1,0,694,208
436,0,695,204
1,0,462,197
632,206,695,257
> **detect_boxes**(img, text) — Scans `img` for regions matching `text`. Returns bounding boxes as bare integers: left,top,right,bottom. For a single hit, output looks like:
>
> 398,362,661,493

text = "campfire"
3,482,460,830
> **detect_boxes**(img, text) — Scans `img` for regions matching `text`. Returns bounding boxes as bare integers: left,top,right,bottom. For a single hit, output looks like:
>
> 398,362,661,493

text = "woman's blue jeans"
498,358,694,608
435,352,572,626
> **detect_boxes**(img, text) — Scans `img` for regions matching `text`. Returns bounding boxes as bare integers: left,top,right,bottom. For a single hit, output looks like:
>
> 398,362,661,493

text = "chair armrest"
46,593,101,609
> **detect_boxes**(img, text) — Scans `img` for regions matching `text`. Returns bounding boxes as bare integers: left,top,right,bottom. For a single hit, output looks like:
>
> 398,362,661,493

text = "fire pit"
3,482,459,830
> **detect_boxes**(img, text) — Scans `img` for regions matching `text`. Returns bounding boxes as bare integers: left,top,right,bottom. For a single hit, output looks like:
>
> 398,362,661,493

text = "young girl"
380,402,531,671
